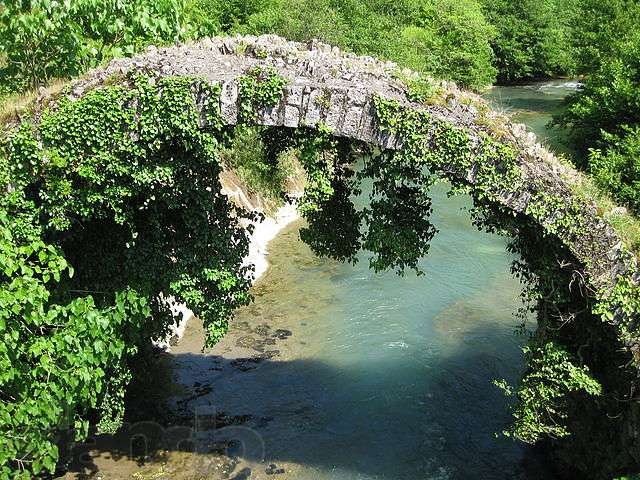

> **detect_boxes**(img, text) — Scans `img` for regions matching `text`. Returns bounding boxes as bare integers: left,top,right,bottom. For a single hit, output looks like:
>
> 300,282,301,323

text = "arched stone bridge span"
64,34,633,295
16,34,640,477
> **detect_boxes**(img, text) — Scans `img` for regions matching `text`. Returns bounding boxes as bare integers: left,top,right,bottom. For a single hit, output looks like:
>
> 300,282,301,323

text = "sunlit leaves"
495,341,602,443
0,0,190,90
1,75,252,477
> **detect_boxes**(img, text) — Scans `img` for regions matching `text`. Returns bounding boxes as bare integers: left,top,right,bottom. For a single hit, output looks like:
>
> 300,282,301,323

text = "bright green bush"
241,0,350,48
220,126,299,205
184,0,267,37
0,0,191,90
589,127,640,213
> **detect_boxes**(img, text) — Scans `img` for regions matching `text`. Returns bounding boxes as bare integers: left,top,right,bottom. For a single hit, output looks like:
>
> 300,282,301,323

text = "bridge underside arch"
3,35,640,478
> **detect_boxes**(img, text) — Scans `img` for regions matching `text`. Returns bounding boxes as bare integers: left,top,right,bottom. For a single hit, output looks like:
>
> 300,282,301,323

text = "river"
61,81,578,480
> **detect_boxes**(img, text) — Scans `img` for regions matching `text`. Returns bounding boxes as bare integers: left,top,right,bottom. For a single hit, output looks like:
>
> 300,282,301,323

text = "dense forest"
2,1,640,479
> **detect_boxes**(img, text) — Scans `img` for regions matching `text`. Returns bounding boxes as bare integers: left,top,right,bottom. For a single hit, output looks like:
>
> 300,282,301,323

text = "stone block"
303,88,325,126
220,80,238,125
325,92,346,131
284,105,300,128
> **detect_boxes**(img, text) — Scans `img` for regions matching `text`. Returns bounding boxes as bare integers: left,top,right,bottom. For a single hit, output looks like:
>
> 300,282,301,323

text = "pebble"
266,463,286,475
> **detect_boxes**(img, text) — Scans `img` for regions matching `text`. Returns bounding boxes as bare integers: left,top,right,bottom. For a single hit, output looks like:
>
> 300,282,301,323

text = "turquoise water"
225,186,544,479
483,80,579,155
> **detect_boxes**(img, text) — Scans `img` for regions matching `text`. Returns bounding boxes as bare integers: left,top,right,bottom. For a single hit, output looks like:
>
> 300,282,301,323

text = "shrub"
557,31,640,161
589,127,640,213
0,0,190,90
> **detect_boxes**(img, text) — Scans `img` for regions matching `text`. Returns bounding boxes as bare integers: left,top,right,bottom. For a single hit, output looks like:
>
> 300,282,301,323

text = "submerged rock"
272,329,292,339
265,463,286,475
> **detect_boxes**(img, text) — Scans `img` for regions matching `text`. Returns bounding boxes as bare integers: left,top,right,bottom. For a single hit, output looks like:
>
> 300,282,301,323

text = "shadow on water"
64,322,556,480
61,183,560,480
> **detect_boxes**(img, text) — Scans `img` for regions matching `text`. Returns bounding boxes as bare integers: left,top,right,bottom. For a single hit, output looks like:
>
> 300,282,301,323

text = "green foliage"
556,30,640,163
588,127,640,213
184,0,267,37
0,0,191,91
495,341,602,443
296,126,363,264
360,152,436,275
0,200,152,478
546,2,640,226
2,1,640,472
239,0,497,90
220,126,299,206
6,0,638,98
594,272,640,345
369,90,622,447
480,0,579,82
371,94,521,203
240,0,350,47
386,0,497,90
0,75,254,477
237,66,288,122
569,0,640,74
6,0,605,93
525,193,588,239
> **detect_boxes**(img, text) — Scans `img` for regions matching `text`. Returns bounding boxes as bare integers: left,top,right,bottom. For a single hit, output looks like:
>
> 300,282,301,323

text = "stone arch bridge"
17,34,640,478
61,34,633,294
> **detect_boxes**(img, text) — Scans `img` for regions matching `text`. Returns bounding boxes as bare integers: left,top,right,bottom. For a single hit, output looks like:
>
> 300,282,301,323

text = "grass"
0,79,67,126
553,153,640,256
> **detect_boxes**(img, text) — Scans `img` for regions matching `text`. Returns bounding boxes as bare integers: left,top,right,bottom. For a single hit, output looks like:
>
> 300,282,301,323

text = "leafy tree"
480,0,579,83
0,0,190,90
241,0,349,47
556,30,640,164
388,0,497,90
589,127,640,213
184,0,267,37
570,0,640,74
552,2,640,213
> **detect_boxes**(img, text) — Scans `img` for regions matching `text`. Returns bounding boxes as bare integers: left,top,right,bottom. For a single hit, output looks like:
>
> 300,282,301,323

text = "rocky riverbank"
60,220,329,480
154,170,302,351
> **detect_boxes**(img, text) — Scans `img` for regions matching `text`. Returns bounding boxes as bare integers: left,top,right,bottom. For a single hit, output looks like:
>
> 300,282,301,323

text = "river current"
61,81,578,480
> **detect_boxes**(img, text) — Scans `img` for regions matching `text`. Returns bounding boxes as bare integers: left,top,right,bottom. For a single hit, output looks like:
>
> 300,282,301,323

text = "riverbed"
61,81,577,480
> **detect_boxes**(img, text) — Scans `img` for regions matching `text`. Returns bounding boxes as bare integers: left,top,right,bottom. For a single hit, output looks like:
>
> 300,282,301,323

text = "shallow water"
198,190,541,480
483,79,578,155
62,82,574,480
